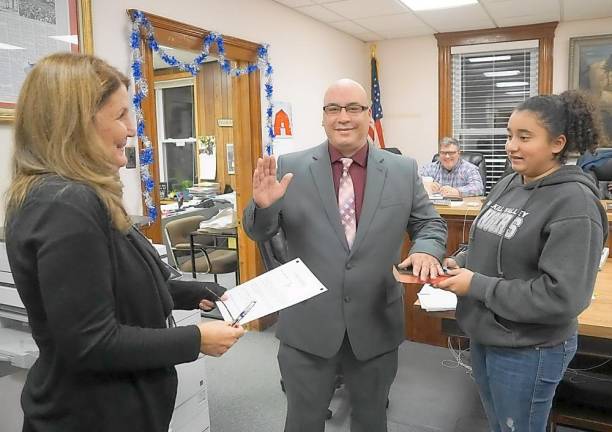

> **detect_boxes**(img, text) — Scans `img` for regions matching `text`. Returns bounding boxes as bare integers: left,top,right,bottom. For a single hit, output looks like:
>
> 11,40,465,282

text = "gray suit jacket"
244,142,447,361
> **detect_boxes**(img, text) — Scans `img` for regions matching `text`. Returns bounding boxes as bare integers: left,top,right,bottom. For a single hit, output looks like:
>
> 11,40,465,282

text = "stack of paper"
417,284,457,312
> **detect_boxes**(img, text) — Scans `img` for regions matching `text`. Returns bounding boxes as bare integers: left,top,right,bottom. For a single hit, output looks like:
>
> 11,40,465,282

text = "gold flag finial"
370,44,376,58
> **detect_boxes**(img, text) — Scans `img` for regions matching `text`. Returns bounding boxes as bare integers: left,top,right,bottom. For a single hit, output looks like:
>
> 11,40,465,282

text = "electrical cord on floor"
564,357,612,383
567,357,611,372
442,337,473,376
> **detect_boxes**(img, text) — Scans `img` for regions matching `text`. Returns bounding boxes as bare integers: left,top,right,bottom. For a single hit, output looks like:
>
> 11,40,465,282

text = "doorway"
130,10,269,328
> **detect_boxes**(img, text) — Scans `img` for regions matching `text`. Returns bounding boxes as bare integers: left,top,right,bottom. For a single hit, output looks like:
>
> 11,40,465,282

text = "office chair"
433,150,487,187
578,148,612,198
383,147,402,155
164,215,238,284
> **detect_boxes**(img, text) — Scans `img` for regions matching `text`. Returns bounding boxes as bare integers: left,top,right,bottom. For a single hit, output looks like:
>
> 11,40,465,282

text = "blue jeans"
470,334,577,432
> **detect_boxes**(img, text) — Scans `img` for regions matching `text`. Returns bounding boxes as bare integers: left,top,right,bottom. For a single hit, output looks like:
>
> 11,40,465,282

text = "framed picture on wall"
0,0,93,123
569,34,612,142
226,143,235,175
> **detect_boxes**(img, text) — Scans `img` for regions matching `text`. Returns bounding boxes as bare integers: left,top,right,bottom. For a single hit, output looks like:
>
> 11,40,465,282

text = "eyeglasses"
201,284,237,323
440,151,459,157
323,103,369,115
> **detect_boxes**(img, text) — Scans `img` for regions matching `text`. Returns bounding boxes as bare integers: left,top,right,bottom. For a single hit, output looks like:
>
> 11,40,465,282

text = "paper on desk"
417,284,457,312
216,258,327,325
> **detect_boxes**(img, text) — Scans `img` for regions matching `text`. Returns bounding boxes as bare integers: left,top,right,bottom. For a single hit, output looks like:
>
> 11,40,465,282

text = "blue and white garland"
129,10,275,222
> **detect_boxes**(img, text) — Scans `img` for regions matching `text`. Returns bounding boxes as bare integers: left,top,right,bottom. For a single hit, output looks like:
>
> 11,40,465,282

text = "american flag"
368,54,385,148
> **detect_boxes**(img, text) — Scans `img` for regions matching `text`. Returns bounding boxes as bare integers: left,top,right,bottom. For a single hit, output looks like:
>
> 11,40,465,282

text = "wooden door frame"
434,21,558,140
127,10,267,328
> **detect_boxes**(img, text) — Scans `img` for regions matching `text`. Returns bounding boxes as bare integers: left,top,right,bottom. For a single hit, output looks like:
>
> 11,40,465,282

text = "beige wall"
553,16,612,94
0,0,367,221
3,9,612,222
369,36,439,167
374,16,612,168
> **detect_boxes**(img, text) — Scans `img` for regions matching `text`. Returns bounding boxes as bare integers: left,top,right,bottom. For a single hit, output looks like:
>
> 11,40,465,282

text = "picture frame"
226,143,235,175
569,34,612,142
0,0,93,123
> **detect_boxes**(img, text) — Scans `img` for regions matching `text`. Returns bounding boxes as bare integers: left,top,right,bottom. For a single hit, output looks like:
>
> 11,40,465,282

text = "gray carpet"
200,272,582,432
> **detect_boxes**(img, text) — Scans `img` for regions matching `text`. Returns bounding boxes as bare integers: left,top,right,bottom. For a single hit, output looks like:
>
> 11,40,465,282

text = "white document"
417,283,457,312
216,258,327,325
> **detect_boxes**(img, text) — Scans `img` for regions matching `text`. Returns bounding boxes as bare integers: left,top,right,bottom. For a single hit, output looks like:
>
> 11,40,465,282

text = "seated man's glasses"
440,151,459,157
323,103,369,115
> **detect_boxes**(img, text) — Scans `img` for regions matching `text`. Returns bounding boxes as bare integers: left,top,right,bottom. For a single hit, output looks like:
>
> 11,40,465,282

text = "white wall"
369,36,438,166
374,16,612,168
0,0,367,221
92,0,367,215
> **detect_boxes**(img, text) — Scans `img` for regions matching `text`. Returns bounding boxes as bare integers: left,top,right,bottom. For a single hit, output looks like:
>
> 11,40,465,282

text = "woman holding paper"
435,91,608,432
4,53,244,432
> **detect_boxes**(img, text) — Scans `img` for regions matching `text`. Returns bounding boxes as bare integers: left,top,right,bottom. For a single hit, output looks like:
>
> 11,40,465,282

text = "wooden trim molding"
127,10,270,329
435,22,558,139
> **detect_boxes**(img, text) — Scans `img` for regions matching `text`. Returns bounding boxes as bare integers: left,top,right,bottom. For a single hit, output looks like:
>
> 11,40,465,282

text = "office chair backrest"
165,215,207,248
433,150,487,187
257,228,289,271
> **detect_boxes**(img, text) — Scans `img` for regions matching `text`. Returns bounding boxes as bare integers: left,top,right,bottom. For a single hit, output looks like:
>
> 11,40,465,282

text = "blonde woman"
5,53,244,432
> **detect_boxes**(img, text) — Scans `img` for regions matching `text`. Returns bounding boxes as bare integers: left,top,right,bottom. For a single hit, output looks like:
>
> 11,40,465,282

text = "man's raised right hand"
252,155,293,208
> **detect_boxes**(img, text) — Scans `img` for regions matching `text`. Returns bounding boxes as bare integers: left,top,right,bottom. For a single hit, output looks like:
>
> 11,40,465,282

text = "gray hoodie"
455,165,608,347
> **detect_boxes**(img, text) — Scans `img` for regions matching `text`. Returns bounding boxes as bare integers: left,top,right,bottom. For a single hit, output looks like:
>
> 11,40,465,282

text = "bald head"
322,78,371,156
323,79,368,106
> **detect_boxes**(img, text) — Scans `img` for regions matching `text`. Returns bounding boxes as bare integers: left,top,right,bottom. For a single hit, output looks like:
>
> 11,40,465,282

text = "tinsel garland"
129,10,275,221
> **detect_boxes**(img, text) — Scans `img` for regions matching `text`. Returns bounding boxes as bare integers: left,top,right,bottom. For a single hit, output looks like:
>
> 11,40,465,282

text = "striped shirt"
418,159,484,197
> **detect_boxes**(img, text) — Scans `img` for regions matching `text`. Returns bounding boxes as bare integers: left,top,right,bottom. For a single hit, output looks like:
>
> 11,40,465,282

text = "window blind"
452,46,539,192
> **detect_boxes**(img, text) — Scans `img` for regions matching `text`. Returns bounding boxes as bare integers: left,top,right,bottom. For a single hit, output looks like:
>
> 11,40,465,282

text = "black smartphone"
394,264,413,274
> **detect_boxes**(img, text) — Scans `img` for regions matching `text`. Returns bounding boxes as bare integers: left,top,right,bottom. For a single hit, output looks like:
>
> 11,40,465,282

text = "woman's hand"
199,292,229,311
196,321,245,357
434,268,474,297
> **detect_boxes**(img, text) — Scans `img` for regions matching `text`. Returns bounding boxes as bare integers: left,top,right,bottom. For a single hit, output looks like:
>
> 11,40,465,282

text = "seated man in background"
419,137,484,197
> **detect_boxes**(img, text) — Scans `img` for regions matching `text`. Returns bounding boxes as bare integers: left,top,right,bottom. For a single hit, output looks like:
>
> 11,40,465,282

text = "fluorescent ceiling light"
399,0,478,11
505,91,530,95
49,35,78,45
484,70,520,77
468,55,511,63
0,42,25,50
496,82,528,88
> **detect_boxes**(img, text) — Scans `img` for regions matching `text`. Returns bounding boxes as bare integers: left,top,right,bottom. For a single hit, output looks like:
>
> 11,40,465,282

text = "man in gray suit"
243,79,447,432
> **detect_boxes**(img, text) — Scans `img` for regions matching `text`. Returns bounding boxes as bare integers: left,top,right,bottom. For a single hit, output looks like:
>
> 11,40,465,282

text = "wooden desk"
578,259,612,339
404,198,612,345
408,260,612,345
434,199,612,255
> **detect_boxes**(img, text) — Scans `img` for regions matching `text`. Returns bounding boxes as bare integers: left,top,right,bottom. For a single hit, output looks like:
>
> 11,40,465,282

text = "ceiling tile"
414,3,495,32
355,13,434,37
354,32,386,42
296,4,346,22
324,0,410,20
272,0,316,7
327,20,370,33
379,27,436,38
562,0,612,21
481,0,559,27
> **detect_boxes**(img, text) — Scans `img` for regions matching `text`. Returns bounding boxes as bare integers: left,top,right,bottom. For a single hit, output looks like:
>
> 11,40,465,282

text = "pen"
231,300,257,326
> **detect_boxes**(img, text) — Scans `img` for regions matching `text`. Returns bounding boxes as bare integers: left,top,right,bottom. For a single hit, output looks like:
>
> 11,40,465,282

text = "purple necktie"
338,158,356,248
